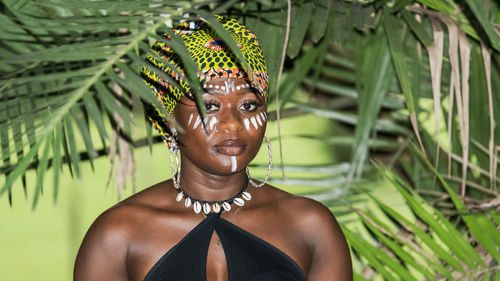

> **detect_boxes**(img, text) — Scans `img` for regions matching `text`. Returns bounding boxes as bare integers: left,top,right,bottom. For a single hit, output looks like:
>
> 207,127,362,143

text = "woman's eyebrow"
236,88,255,95
204,89,226,95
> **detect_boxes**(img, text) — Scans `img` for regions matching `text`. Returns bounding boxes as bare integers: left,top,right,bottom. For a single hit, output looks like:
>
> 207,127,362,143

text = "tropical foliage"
1,0,499,279
346,157,500,280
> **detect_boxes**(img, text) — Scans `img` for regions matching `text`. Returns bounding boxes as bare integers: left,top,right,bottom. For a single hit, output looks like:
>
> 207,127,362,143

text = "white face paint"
244,118,250,130
256,114,262,126
203,80,252,96
187,113,194,127
194,80,265,134
250,117,258,129
209,117,217,130
231,156,237,172
189,114,219,134
222,78,237,95
193,115,202,129
201,116,210,132
243,113,267,131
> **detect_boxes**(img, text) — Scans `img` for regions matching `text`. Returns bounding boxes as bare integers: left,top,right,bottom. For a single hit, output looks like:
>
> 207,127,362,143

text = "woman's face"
173,77,267,175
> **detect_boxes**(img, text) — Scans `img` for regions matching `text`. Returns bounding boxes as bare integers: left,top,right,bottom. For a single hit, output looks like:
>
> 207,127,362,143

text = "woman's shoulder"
261,184,345,244
75,181,179,279
87,180,176,240
261,184,334,217
265,185,351,277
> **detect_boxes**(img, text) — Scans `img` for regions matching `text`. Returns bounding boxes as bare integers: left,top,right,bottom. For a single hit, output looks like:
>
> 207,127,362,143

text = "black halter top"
143,212,306,281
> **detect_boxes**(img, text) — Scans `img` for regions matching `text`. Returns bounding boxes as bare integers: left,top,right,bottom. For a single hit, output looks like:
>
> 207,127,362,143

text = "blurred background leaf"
1,0,500,279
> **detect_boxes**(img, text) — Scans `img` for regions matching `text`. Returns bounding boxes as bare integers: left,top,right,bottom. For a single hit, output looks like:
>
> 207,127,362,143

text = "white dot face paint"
231,156,237,172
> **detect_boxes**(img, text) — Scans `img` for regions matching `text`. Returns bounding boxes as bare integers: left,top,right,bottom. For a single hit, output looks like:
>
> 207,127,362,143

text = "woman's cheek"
186,112,219,135
243,111,267,131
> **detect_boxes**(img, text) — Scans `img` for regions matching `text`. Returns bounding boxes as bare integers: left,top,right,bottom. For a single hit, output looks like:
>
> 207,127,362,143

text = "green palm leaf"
347,161,500,279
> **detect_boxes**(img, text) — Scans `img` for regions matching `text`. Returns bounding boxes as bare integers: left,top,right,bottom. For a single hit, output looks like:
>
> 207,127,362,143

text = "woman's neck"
176,156,248,202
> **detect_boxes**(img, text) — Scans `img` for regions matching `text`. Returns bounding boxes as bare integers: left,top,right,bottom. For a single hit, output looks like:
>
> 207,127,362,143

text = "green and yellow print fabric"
141,16,268,147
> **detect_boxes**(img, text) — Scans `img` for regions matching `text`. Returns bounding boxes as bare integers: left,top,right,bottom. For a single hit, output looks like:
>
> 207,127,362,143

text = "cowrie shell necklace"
174,175,251,214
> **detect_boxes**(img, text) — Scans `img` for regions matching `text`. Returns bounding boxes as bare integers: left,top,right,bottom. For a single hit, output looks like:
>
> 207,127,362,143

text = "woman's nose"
216,108,243,132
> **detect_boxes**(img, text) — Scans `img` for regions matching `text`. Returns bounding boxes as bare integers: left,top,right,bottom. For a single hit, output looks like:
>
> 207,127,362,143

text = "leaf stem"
275,0,292,184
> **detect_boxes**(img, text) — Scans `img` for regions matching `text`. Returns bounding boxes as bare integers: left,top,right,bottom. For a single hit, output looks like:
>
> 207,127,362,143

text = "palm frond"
346,161,500,280
0,0,218,206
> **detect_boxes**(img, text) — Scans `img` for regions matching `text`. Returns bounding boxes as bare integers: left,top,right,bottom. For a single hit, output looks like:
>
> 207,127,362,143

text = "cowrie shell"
242,191,251,201
184,197,192,208
234,198,245,206
176,192,184,202
203,203,211,214
193,201,202,214
213,203,221,213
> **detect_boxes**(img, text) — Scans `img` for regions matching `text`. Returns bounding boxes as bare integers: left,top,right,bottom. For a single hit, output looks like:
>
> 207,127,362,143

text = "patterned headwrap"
141,15,268,147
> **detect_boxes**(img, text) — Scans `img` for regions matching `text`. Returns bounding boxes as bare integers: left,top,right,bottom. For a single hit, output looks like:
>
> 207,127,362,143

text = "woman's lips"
213,140,246,156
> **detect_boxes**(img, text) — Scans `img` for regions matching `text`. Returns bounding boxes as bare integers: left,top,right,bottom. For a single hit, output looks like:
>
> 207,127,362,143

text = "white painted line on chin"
231,156,237,172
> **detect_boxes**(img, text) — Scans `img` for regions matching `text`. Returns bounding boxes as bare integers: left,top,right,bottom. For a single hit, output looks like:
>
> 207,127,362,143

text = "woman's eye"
204,102,220,112
240,101,260,112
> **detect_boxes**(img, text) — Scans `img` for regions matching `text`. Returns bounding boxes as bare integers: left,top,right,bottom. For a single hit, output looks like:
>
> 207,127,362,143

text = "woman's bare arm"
74,207,130,281
296,198,352,281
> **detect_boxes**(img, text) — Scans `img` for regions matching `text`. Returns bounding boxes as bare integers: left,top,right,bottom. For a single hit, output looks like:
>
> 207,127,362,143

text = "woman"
74,16,352,281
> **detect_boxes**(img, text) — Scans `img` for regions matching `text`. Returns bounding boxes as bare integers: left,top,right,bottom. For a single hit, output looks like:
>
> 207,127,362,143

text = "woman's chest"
125,215,310,281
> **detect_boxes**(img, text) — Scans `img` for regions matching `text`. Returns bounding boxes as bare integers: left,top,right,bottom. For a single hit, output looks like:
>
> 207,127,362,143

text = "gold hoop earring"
246,136,272,188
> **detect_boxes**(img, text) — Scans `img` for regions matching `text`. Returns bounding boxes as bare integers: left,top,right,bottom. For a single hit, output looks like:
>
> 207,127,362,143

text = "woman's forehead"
203,77,254,96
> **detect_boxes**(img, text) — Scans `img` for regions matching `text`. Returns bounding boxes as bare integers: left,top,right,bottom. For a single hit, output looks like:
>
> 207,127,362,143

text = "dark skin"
74,77,352,281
